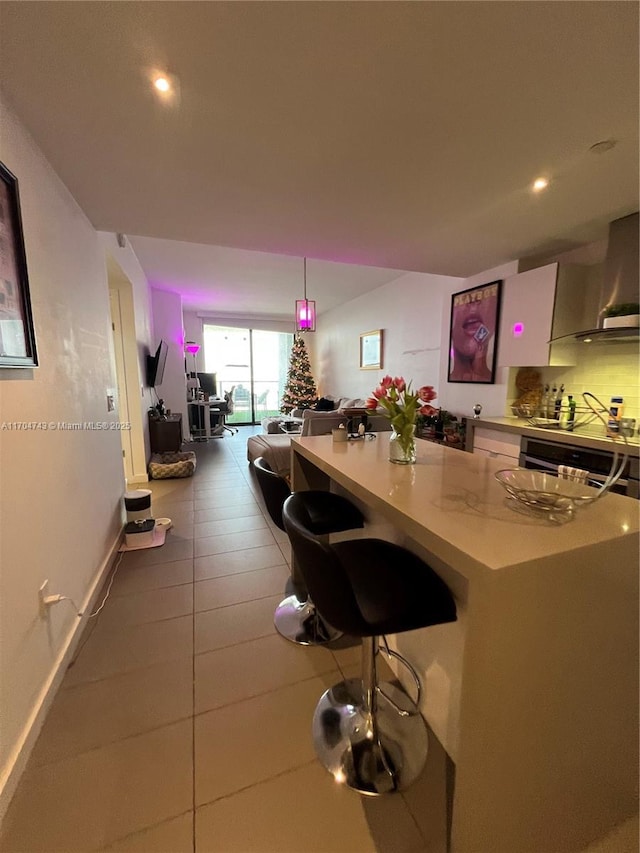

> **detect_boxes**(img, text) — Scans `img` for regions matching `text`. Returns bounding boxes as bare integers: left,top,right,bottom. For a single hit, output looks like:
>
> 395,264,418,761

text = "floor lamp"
185,341,200,401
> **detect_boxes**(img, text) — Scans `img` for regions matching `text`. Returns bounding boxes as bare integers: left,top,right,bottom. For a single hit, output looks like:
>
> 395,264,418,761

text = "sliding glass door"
203,325,293,425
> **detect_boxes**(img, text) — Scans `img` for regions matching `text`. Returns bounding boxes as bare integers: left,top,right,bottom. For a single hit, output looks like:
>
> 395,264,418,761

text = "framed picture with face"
448,281,501,383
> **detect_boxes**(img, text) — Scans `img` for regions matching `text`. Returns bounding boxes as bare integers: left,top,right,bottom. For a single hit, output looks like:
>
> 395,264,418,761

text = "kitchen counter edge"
466,416,639,456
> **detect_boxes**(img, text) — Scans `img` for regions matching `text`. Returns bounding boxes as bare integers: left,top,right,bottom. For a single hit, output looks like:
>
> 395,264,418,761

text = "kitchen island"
290,434,639,853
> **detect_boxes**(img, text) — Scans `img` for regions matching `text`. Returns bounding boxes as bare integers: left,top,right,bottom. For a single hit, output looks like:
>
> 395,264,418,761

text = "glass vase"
389,424,416,465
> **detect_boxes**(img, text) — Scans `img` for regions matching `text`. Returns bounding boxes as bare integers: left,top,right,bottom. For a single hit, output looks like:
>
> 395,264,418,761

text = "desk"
291,435,639,852
188,399,228,439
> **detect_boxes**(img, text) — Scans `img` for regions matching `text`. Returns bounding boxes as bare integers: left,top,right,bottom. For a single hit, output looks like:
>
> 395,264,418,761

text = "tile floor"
0,428,450,853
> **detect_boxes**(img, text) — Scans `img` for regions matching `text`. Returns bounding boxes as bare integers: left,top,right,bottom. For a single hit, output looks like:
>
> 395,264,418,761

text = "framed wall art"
359,329,383,370
447,280,501,383
0,161,38,368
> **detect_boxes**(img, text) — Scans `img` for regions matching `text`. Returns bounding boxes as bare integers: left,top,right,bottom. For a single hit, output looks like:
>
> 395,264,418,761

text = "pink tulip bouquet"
367,376,438,463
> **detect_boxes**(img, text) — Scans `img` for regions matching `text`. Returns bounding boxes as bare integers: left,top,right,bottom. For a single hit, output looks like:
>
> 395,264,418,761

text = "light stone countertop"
289,434,639,852
467,415,640,455
291,434,639,577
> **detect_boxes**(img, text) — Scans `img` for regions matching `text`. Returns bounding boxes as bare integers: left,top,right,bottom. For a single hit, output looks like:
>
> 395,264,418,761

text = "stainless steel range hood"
551,212,639,343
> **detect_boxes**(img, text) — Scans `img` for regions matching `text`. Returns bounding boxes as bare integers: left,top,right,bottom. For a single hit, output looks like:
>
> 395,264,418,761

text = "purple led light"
513,322,524,337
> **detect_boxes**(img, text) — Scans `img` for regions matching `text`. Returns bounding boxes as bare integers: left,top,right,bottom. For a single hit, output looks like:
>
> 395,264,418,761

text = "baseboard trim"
0,529,124,821
127,473,149,484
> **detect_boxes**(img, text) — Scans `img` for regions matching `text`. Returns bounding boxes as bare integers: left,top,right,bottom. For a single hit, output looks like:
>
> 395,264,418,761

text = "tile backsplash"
508,341,640,428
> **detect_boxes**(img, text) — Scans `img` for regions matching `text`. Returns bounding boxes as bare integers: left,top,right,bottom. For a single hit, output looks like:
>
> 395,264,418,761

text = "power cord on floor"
67,551,124,668
86,551,124,618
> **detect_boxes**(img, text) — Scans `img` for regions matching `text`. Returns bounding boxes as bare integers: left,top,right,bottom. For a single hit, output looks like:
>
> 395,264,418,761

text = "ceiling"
0,2,638,319
128,236,406,317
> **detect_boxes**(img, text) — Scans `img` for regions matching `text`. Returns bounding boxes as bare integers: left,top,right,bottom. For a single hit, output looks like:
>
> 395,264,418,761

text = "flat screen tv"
146,340,168,387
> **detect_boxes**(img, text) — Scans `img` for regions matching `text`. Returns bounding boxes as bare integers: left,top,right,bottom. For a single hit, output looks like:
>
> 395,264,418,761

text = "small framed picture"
359,329,383,370
448,281,502,384
0,161,38,368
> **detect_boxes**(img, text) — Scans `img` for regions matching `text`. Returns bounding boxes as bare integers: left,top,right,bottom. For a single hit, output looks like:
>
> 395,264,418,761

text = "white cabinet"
498,263,588,367
474,447,520,465
498,264,557,366
472,427,521,463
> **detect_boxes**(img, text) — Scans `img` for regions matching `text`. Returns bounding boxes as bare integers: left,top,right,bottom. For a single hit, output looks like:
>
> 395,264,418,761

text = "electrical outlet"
38,580,49,618
106,393,115,412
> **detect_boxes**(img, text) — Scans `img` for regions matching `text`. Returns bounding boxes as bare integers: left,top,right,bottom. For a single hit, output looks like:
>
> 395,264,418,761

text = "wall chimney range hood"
552,212,639,344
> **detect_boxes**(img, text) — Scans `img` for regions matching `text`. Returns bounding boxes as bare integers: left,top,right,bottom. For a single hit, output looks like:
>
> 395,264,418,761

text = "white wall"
0,95,125,812
437,261,519,417
183,311,205,374
150,289,188,438
313,272,460,405
313,261,520,419
184,264,519,420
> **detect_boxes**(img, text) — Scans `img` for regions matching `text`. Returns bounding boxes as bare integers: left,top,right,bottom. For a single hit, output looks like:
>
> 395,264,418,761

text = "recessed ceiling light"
154,77,171,93
532,177,549,192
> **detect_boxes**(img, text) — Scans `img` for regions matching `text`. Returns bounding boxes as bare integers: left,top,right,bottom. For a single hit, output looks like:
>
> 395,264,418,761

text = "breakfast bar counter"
291,435,639,852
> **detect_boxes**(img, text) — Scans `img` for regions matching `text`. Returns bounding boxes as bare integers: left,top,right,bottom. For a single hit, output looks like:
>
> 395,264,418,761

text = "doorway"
202,325,293,425
109,288,133,484
106,254,150,484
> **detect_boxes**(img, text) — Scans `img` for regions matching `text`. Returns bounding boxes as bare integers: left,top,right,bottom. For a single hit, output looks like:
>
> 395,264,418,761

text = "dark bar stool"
252,457,364,645
282,492,457,795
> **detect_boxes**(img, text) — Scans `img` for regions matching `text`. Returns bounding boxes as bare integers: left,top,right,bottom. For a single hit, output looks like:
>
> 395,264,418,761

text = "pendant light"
295,257,316,332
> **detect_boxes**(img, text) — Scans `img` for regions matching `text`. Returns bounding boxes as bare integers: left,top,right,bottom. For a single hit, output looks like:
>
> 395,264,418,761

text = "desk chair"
209,392,237,436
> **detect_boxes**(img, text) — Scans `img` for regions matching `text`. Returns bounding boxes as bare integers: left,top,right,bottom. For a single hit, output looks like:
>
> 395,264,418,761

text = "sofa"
247,397,391,476
261,398,368,434
292,397,366,418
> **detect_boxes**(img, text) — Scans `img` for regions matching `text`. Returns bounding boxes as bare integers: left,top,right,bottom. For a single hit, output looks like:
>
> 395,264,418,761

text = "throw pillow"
315,397,335,411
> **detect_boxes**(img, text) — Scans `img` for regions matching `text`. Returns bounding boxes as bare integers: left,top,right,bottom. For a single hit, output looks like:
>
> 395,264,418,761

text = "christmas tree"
280,336,317,413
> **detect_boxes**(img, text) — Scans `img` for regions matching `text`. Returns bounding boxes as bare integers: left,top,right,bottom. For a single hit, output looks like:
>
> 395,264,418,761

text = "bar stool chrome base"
274,595,343,645
312,677,428,795
281,499,456,796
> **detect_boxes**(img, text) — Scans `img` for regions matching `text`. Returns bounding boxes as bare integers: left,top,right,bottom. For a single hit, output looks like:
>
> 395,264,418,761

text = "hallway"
0,429,445,852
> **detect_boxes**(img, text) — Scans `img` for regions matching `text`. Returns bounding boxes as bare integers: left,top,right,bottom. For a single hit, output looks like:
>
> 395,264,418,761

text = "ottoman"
247,434,292,476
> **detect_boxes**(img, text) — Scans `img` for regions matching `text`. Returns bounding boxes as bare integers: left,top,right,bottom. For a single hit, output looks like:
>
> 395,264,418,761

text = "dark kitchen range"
519,434,639,499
